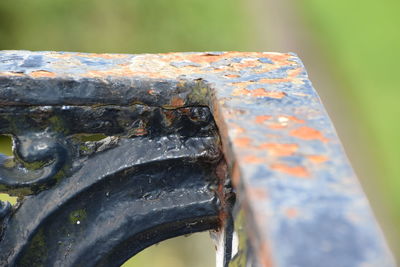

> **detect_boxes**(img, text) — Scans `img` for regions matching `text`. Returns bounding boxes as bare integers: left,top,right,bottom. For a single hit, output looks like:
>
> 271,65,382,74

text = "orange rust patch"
308,155,328,164
282,115,305,124
255,115,272,124
224,74,240,78
288,67,302,78
231,87,250,96
231,162,241,187
266,53,292,63
235,59,259,68
232,87,286,99
252,88,286,98
290,126,328,143
88,53,130,60
215,162,230,226
132,128,147,136
234,137,251,147
170,97,185,107
285,207,299,219
186,54,223,63
186,53,230,64
259,143,299,156
230,81,256,87
0,71,24,77
185,52,268,64
243,155,264,164
30,70,56,78
258,242,274,267
147,89,157,95
271,163,309,178
268,123,287,129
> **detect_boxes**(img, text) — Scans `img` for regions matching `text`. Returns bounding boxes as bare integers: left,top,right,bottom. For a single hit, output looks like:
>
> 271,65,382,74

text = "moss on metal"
18,228,47,267
69,209,87,224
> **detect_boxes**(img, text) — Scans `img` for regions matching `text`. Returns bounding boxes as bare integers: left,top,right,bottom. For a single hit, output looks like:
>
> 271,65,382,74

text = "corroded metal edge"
0,51,395,266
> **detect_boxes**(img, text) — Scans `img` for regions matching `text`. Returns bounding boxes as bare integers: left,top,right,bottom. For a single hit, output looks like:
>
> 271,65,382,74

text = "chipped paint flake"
259,143,299,156
270,163,309,178
290,126,328,143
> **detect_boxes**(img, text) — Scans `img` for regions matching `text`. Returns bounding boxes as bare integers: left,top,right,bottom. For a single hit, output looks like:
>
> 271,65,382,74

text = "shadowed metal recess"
0,51,395,267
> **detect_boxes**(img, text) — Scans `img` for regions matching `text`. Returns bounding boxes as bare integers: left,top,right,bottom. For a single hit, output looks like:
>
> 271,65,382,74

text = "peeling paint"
270,163,309,178
259,143,299,156
290,126,329,143
307,155,329,164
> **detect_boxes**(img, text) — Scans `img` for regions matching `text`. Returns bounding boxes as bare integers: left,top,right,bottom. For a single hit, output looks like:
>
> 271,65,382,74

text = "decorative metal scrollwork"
0,105,233,267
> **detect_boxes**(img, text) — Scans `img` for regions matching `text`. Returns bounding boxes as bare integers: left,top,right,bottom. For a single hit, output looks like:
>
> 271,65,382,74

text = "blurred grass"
0,0,249,53
299,0,400,225
122,233,215,267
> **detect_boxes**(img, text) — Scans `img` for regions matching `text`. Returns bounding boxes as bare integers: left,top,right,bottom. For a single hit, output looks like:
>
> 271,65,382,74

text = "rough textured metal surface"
0,51,395,266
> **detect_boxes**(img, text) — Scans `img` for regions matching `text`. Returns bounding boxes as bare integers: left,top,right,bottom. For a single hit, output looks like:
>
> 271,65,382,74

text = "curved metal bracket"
0,104,229,266
0,133,68,189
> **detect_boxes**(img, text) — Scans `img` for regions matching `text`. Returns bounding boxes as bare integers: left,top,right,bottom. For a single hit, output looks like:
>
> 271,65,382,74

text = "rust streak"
132,128,147,136
147,89,157,95
224,74,240,78
252,88,286,98
290,126,328,143
255,115,272,124
0,72,25,77
234,137,251,147
30,70,56,78
259,143,299,156
170,97,185,107
231,87,251,96
268,123,287,129
308,155,328,164
283,115,305,124
258,243,274,267
232,87,286,99
243,155,264,164
271,163,309,178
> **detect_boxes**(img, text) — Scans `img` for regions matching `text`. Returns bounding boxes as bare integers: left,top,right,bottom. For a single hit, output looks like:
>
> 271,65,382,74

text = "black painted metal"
0,104,230,266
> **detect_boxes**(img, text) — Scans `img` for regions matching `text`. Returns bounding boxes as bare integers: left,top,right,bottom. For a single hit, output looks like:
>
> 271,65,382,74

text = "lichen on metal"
0,51,395,266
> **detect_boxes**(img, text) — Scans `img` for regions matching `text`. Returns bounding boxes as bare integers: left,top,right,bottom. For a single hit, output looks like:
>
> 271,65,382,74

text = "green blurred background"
0,0,399,265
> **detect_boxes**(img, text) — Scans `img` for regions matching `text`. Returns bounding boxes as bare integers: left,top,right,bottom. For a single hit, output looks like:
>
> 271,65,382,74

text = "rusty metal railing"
0,51,395,266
